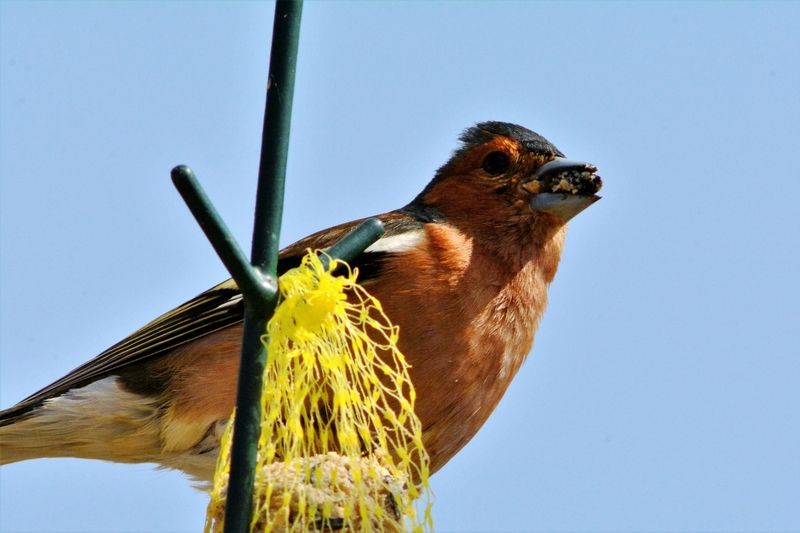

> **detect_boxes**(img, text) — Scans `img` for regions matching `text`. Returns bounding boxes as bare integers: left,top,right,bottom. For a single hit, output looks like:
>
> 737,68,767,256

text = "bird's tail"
0,376,162,465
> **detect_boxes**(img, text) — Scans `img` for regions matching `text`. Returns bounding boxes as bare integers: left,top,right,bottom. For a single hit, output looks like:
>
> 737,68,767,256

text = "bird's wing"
0,212,424,423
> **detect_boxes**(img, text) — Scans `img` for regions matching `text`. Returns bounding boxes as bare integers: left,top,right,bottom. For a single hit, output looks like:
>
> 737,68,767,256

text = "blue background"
1,2,798,531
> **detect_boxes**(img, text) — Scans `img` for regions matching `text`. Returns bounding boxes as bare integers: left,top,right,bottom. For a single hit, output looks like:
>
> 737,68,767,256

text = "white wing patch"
364,229,426,254
216,293,243,309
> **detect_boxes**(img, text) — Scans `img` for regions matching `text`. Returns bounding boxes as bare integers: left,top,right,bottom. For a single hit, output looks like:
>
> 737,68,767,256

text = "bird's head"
407,122,602,228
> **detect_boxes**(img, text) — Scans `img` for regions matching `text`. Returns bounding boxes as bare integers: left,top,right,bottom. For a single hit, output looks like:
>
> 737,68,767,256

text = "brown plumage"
0,121,601,482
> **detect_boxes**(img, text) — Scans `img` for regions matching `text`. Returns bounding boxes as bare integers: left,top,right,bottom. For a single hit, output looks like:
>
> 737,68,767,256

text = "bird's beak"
522,157,603,222
530,193,599,222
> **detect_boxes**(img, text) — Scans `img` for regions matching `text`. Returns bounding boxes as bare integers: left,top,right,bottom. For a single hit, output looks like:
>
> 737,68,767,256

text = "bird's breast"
367,223,564,471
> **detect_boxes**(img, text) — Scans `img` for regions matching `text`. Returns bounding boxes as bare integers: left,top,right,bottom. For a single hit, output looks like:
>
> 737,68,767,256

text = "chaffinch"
0,121,602,482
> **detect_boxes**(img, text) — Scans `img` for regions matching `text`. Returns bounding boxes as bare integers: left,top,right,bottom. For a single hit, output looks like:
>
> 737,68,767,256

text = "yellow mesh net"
205,251,433,532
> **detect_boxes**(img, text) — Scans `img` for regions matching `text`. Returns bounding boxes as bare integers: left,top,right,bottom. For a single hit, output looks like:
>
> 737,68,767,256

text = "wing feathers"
0,212,425,424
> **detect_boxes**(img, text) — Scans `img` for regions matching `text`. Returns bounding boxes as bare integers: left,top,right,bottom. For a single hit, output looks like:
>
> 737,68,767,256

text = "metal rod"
225,1,303,531
171,173,386,531
172,3,386,531
323,217,385,266
171,166,274,305
250,0,304,276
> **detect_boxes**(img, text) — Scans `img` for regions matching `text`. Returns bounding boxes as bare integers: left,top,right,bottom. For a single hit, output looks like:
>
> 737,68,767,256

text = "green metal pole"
324,218,385,267
171,1,386,530
170,180,385,529
250,0,303,278
171,166,272,305
225,2,303,531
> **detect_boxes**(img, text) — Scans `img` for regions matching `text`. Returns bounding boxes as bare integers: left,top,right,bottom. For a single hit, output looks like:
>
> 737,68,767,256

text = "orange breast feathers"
360,221,566,471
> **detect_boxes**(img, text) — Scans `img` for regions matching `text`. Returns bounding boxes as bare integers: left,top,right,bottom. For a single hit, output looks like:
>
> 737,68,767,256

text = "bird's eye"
482,151,510,175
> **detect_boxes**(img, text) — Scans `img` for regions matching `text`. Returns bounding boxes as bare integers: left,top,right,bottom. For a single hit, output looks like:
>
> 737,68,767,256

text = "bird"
0,121,602,483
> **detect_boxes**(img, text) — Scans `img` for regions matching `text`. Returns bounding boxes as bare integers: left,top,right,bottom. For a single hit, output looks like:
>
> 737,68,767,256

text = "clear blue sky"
1,2,798,531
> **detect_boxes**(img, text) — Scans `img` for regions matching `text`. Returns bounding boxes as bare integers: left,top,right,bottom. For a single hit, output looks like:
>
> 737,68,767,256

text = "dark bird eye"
482,151,510,175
